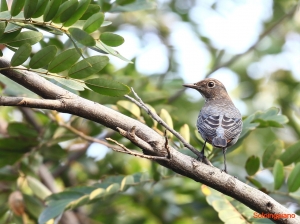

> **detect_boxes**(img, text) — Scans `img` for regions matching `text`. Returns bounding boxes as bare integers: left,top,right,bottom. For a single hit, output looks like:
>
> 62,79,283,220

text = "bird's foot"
220,169,227,174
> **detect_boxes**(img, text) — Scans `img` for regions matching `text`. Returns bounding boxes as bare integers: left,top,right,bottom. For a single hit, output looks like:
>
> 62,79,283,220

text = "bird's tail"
212,136,227,148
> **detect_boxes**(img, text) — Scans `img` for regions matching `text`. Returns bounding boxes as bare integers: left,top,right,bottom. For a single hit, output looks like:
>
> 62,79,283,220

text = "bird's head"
183,78,229,100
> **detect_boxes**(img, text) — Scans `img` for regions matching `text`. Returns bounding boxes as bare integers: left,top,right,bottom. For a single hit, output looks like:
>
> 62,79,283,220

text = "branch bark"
0,58,298,223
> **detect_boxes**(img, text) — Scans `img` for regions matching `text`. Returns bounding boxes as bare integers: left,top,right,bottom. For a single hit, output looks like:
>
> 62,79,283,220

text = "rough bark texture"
0,58,298,224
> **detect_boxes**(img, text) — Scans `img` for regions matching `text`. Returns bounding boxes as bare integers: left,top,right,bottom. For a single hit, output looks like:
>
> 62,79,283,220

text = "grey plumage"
183,78,243,173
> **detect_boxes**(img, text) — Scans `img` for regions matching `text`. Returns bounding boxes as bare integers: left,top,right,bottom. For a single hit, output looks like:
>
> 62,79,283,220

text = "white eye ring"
207,81,215,88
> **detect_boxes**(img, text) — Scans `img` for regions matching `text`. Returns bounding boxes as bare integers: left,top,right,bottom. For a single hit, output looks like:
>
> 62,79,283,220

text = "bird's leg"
221,148,227,173
197,139,207,162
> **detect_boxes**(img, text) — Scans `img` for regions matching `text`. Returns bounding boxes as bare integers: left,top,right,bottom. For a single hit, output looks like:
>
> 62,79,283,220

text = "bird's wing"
197,113,220,142
197,113,242,143
222,115,243,141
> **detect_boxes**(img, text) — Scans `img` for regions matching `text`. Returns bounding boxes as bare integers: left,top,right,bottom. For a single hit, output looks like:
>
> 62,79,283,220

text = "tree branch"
0,58,298,223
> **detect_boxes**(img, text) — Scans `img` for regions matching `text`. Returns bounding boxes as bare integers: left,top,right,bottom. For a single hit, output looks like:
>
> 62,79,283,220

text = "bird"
183,78,243,173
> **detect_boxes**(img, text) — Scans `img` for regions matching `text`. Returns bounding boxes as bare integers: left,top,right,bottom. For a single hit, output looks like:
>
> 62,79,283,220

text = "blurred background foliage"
1,0,300,223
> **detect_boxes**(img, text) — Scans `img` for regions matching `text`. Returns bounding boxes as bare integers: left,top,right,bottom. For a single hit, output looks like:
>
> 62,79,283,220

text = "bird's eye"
207,81,215,88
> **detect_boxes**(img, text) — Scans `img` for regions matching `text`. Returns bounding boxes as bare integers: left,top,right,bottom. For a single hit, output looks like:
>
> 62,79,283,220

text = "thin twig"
106,138,169,161
125,88,213,166
164,130,171,159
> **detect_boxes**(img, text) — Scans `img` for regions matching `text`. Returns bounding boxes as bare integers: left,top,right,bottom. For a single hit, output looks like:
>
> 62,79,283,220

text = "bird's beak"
183,83,197,89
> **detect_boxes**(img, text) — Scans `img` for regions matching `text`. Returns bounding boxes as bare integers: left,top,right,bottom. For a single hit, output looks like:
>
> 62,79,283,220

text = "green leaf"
24,0,38,19
32,0,48,18
7,122,38,138
100,32,124,47
117,100,141,118
48,48,80,73
254,107,288,128
83,12,104,33
11,0,25,16
245,155,260,176
38,199,74,224
0,21,5,38
29,45,57,69
11,43,32,66
239,114,259,139
52,0,78,23
50,77,86,91
287,163,300,192
63,0,90,27
106,183,120,195
0,0,8,12
179,124,190,144
279,141,300,166
68,27,95,46
85,78,130,97
0,10,11,19
111,0,156,12
6,31,43,47
96,41,132,63
273,160,284,190
262,140,283,168
80,4,100,20
245,176,263,189
43,0,61,22
116,0,135,5
68,55,108,79
4,22,20,33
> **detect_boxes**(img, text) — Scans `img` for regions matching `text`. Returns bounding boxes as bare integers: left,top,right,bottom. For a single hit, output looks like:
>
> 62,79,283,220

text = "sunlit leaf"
85,78,130,96
29,45,57,69
48,48,80,73
63,0,90,27
117,100,141,118
27,176,51,200
100,32,124,47
68,27,95,46
287,163,300,192
245,155,260,176
24,0,38,19
68,55,108,79
11,43,32,66
6,31,43,47
11,0,25,16
179,124,190,144
160,109,173,138
273,160,284,190
43,0,61,22
83,12,104,33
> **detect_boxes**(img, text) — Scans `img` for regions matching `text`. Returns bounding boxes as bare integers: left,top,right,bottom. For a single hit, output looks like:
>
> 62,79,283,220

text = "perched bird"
183,78,243,173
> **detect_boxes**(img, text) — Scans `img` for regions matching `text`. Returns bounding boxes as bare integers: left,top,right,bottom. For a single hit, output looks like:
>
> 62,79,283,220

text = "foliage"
0,0,299,223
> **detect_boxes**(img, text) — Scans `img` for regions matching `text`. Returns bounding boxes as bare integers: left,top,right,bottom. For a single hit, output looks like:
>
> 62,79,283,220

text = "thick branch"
0,58,298,223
